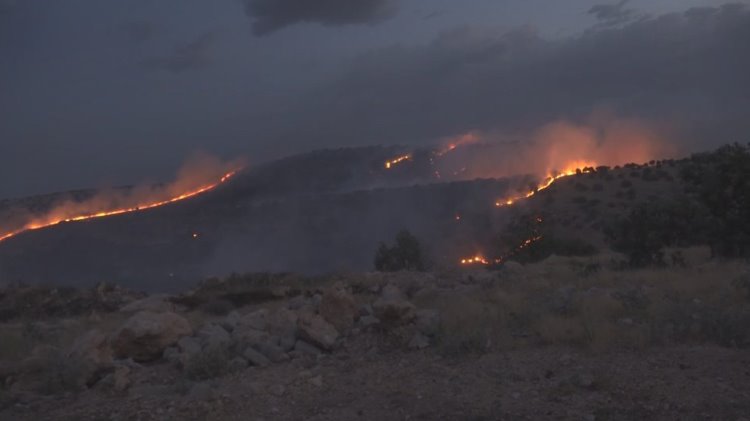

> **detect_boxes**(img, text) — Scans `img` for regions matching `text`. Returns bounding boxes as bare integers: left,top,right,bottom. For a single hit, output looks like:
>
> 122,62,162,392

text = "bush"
184,346,230,381
374,230,426,271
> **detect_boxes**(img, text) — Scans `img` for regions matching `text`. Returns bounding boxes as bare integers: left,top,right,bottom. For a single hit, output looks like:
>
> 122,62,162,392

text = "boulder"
196,323,231,350
319,288,358,332
243,347,271,367
252,342,289,363
372,286,416,327
236,309,268,331
67,329,113,369
293,340,322,356
111,311,192,362
408,332,430,350
297,313,339,351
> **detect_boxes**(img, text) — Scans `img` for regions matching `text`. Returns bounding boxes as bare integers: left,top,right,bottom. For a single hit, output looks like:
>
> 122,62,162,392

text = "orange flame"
384,154,412,169
0,169,240,243
460,235,544,266
495,161,597,207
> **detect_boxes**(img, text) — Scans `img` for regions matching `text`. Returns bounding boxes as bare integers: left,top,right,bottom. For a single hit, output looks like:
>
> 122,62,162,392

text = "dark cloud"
0,0,16,15
283,3,750,151
242,0,398,36
121,21,156,44
588,0,638,26
142,32,216,73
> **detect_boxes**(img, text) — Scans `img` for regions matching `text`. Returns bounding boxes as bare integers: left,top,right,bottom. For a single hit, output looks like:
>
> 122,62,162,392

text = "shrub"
184,346,230,381
374,230,426,271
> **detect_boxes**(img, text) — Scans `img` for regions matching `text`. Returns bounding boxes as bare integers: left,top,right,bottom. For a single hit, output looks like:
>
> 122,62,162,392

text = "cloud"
588,0,638,26
0,0,16,15
121,21,156,44
142,32,216,73
283,3,750,152
242,0,398,36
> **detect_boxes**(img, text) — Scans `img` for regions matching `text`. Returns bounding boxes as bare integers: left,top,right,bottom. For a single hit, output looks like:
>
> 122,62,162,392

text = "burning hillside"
0,157,243,243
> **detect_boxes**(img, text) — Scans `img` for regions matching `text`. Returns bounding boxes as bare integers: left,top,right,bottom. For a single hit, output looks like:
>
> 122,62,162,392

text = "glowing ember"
495,161,597,208
460,255,490,265
0,169,240,243
460,235,544,266
384,154,411,169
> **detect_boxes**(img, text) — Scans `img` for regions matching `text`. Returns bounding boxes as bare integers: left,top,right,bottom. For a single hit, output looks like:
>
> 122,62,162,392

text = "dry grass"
432,251,750,353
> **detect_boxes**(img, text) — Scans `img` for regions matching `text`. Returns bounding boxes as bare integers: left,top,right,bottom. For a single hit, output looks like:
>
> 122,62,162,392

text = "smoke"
450,116,676,182
0,153,244,241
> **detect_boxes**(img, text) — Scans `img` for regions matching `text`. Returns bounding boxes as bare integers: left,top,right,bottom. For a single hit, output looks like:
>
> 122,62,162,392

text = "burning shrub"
374,230,426,272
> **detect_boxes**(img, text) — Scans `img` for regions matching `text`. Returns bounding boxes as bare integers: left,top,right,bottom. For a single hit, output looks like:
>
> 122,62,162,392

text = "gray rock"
294,340,322,356
243,347,271,368
253,342,290,363
220,311,242,332
359,304,374,317
319,288,358,332
177,337,202,357
237,309,269,331
197,323,231,350
268,384,285,397
110,311,192,362
228,357,248,372
297,313,339,350
67,329,113,369
287,295,308,310
372,287,416,327
308,375,324,388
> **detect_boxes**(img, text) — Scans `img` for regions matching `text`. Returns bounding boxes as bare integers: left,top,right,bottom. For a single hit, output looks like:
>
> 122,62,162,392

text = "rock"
308,375,324,388
266,308,299,348
297,313,339,351
415,309,441,337
197,323,231,350
294,340,322,356
237,309,269,331
253,342,290,363
177,337,202,356
220,311,242,332
68,329,113,368
287,295,308,310
119,294,175,313
408,332,430,350
111,311,192,362
243,347,271,367
163,346,181,365
228,357,248,372
232,325,272,350
319,288,358,332
372,286,416,327
113,366,131,392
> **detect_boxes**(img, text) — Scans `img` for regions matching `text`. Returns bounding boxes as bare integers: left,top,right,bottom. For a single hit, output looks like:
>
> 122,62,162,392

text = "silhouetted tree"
374,230,426,271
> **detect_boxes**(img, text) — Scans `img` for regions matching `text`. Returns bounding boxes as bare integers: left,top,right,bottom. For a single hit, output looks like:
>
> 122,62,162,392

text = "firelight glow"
0,169,241,243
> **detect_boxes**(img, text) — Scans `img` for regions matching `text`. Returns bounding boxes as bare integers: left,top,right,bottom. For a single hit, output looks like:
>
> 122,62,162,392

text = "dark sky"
1,0,748,198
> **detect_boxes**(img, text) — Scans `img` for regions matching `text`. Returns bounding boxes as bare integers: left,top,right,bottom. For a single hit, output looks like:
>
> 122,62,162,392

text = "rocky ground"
1,256,749,420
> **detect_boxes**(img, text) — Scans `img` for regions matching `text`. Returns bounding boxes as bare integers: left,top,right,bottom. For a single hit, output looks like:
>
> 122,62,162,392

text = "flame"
495,161,597,207
384,154,412,169
460,235,544,266
0,169,240,243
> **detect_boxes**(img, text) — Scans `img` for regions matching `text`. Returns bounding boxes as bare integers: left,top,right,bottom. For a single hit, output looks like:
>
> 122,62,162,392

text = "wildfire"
460,255,490,265
0,169,241,243
460,235,544,267
495,161,597,208
384,154,412,169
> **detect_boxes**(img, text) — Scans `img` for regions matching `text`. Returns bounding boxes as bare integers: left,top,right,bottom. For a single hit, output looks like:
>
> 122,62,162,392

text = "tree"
374,230,426,272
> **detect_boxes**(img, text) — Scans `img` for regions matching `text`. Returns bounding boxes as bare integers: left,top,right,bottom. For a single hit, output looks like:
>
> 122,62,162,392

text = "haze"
1,0,748,198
